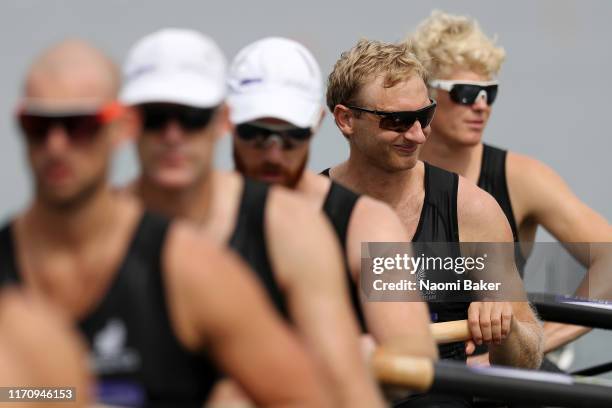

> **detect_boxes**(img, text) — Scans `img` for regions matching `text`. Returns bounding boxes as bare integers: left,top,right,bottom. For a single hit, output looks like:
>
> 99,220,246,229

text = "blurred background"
1,0,610,377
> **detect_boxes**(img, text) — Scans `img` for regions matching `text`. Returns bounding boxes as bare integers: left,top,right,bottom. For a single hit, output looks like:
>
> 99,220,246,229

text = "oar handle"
371,350,434,392
372,319,469,391
430,319,471,344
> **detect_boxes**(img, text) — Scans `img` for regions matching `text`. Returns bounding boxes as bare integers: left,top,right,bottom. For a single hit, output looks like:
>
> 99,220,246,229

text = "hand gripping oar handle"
430,319,471,344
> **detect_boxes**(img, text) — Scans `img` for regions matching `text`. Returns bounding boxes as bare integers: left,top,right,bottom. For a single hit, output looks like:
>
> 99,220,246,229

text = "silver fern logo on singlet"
91,318,141,375
416,264,436,300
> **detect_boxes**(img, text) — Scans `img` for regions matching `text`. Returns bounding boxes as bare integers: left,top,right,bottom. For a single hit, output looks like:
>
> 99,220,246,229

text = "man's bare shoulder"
265,184,344,283
506,151,560,188
457,176,513,242
164,219,226,270
0,290,91,404
505,151,581,215
351,195,408,241
267,184,322,224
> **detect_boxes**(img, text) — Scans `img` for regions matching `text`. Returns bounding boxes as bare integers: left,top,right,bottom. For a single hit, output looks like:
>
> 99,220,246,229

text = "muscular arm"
164,222,332,408
346,197,438,360
508,153,612,351
266,188,384,408
458,178,543,369
0,290,92,407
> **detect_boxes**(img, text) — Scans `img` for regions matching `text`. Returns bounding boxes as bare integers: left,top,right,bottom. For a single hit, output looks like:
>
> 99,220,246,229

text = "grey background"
1,1,610,376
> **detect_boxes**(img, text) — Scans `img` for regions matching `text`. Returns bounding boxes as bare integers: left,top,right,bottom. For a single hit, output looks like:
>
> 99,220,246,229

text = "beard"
233,148,308,189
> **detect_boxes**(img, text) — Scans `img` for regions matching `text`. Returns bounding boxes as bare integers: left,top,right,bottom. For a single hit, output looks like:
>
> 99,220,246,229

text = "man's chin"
456,130,484,146
150,172,198,191
38,186,95,212
256,173,288,185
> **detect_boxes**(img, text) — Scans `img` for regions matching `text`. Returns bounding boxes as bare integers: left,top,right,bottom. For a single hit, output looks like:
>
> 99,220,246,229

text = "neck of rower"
136,170,214,224
335,147,421,208
26,184,121,248
419,132,483,182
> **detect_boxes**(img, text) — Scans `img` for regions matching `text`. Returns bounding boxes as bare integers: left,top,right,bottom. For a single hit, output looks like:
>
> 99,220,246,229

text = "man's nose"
402,120,427,144
472,91,489,111
261,136,284,162
161,119,185,143
45,123,71,152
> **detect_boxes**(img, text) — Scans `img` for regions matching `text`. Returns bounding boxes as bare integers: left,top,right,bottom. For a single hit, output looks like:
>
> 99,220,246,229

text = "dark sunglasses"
138,103,217,132
346,99,437,132
17,101,123,145
429,80,498,106
235,122,312,150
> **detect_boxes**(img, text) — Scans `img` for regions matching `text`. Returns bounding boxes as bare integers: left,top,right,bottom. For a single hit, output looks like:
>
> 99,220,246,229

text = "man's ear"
111,105,141,148
333,104,354,138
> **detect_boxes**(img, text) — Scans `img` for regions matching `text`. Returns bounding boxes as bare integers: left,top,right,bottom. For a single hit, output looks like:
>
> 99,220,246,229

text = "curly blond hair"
407,10,506,80
326,39,427,113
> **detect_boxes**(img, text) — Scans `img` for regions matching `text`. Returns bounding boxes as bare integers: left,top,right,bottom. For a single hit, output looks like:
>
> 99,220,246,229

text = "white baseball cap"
120,28,227,108
227,37,323,129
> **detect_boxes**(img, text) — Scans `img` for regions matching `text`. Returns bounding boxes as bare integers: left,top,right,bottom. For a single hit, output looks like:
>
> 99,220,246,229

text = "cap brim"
120,71,226,108
228,89,321,128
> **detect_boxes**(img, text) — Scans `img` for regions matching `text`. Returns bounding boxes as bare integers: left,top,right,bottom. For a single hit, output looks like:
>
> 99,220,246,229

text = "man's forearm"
573,246,612,300
543,321,591,353
489,318,543,369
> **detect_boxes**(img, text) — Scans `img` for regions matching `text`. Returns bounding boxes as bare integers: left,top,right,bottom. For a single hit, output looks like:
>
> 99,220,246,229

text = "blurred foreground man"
121,29,382,407
0,38,332,408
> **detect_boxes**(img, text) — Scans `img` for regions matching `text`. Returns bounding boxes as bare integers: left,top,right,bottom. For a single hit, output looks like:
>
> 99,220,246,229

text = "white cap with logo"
120,28,227,108
227,37,323,129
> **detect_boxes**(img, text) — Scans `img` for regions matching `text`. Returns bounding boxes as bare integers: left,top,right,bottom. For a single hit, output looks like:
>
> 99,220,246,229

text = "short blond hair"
326,39,427,112
408,10,506,80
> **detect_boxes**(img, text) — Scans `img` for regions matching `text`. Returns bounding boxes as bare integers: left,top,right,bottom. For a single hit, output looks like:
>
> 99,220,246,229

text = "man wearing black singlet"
227,37,437,363
325,38,543,375
409,11,612,361
120,30,383,407
0,39,332,408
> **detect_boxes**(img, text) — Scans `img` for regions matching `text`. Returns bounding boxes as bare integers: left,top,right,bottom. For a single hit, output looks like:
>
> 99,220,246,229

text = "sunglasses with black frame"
138,103,218,133
235,122,313,150
345,99,437,133
17,101,123,146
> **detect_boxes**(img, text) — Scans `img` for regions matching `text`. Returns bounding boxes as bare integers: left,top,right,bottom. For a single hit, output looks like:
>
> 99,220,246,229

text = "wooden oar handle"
372,320,469,391
371,350,434,392
430,319,471,344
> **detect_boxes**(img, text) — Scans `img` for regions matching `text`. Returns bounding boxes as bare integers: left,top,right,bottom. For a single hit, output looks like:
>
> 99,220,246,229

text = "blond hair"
326,39,427,112
408,10,506,80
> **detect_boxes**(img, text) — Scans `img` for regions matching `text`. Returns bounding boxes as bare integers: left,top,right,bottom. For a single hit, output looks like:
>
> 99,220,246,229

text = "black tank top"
228,179,287,317
413,163,468,361
319,170,365,330
0,212,219,408
477,144,527,276
322,164,468,360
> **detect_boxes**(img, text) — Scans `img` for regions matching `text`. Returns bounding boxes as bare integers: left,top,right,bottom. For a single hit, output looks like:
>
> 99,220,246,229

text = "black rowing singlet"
228,178,288,317
413,163,468,361
477,144,527,276
320,169,365,330
0,212,219,408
